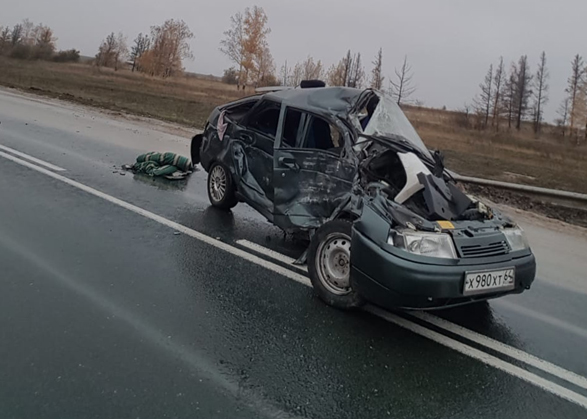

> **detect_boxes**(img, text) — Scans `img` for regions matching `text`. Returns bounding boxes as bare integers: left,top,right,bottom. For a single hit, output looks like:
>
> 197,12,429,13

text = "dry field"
1,57,586,194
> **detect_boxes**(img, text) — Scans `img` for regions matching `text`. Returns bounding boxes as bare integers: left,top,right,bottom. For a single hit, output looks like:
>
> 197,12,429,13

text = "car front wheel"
308,220,365,310
207,162,238,210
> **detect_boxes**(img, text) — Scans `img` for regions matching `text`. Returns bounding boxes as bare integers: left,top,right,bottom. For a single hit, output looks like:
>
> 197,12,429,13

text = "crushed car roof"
264,87,364,116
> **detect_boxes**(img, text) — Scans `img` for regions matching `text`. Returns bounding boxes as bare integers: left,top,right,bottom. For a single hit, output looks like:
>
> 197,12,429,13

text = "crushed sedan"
190,83,536,311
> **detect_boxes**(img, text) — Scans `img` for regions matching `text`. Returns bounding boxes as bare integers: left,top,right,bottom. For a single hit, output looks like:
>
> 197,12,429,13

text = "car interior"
281,108,343,155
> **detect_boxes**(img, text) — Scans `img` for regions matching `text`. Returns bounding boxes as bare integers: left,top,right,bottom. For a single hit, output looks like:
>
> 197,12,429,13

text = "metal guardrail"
453,174,587,204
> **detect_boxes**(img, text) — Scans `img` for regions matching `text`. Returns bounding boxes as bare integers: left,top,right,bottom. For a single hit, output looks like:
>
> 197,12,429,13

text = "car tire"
308,220,365,310
207,162,238,210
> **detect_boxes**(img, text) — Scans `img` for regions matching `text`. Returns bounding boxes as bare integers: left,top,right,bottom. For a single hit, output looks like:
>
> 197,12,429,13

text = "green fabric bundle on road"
131,152,193,179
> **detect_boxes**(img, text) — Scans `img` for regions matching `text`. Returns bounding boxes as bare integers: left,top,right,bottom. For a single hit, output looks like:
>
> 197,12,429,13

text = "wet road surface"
1,88,587,419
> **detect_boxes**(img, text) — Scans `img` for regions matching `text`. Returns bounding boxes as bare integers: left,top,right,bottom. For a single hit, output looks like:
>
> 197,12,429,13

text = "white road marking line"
0,150,311,288
237,230,587,393
1,234,301,419
236,239,308,272
494,299,587,341
412,311,587,391
0,144,66,172
2,149,587,410
366,305,587,410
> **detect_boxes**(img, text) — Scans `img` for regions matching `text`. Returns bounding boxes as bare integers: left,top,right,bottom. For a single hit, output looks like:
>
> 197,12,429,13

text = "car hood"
352,136,513,232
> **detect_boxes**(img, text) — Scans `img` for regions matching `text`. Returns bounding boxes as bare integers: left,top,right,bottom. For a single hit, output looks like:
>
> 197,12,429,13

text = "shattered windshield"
363,94,431,157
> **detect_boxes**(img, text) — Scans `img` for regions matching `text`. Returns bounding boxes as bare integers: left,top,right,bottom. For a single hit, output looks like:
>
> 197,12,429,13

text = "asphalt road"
1,88,587,419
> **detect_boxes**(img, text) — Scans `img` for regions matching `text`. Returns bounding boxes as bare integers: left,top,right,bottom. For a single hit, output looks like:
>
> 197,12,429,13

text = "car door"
229,99,281,221
273,107,357,230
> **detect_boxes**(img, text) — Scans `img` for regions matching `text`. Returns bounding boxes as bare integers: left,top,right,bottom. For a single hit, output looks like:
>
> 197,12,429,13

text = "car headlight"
503,228,530,252
389,230,457,259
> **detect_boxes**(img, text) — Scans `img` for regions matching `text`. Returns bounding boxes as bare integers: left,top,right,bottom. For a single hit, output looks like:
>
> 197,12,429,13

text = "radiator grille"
459,241,509,258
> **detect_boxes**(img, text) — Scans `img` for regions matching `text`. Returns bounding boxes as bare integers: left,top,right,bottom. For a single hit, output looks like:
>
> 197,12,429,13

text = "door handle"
278,156,300,172
240,133,254,144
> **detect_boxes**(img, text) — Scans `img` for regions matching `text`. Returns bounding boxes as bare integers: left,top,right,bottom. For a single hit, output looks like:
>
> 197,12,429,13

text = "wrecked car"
190,85,536,310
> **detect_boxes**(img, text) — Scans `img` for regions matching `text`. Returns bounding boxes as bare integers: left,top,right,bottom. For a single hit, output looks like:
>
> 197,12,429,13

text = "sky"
3,0,587,121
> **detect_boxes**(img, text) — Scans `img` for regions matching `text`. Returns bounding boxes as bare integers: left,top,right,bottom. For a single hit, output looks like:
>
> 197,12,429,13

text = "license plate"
463,268,515,296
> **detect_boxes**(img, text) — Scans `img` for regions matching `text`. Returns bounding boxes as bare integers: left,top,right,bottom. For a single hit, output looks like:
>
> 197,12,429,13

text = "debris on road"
124,152,193,180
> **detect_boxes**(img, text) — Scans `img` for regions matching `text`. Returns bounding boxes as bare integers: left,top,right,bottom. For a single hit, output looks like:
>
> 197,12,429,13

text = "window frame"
222,97,261,123
280,107,306,149
276,106,346,158
242,99,282,139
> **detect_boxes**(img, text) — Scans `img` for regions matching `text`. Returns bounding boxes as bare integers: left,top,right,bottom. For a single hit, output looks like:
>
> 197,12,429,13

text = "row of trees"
471,54,548,134
219,8,417,104
95,19,194,78
0,19,79,62
471,52,587,143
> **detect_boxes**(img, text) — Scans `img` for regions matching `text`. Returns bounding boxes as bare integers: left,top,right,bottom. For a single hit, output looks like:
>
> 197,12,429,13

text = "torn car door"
231,100,280,221
273,107,357,230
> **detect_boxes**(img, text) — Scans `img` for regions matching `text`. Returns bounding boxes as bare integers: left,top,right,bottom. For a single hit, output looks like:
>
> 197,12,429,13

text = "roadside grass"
1,57,586,193
0,57,242,126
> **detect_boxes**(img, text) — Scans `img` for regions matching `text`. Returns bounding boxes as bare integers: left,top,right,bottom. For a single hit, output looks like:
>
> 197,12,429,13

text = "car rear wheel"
207,162,238,209
308,220,365,310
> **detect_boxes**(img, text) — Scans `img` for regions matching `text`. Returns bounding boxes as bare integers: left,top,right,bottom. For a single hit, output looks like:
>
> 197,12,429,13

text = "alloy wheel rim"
210,165,227,202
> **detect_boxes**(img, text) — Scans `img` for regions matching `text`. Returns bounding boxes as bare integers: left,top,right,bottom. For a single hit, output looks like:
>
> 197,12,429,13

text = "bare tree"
220,12,246,89
0,26,9,54
348,52,365,88
96,32,128,70
556,97,571,137
473,63,493,129
389,55,416,105
513,55,533,130
96,32,117,67
492,57,505,130
342,50,353,86
20,19,35,45
130,33,150,72
286,62,302,86
32,24,57,59
279,60,289,85
326,61,344,86
573,86,587,144
532,51,549,135
566,54,585,140
501,63,517,129
300,56,324,80
113,32,128,71
326,50,357,87
10,24,23,46
370,47,384,90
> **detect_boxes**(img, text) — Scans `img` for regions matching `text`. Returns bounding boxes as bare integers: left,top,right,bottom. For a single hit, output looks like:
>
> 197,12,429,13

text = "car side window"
282,108,303,147
302,115,344,155
246,101,281,138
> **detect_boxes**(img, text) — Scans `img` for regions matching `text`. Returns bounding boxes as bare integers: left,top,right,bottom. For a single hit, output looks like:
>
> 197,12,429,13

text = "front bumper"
351,230,536,310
